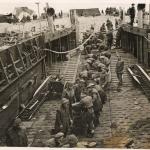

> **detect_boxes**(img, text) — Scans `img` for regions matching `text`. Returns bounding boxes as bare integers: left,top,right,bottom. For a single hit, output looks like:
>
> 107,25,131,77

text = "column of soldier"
5,20,113,148
48,22,112,147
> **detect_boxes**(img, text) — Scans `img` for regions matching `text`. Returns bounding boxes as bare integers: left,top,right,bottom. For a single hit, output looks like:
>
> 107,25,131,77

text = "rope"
43,30,95,54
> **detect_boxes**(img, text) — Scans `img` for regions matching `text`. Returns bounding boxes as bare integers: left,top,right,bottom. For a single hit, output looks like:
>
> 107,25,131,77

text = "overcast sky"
0,0,149,14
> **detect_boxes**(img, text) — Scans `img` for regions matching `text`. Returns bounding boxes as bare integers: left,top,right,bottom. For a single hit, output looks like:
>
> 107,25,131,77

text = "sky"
0,0,149,14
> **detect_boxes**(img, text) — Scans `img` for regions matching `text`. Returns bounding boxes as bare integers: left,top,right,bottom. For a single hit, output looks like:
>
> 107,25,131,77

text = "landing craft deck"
23,48,150,148
0,2,150,148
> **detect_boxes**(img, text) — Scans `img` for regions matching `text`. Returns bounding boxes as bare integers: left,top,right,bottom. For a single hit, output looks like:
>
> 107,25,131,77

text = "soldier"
80,95,95,137
6,118,28,147
106,19,113,30
45,132,64,147
54,98,72,137
63,82,76,117
90,25,94,32
115,26,123,48
99,68,109,89
85,44,92,54
87,83,103,127
101,50,111,59
115,56,124,85
79,79,87,93
85,59,92,70
100,23,104,32
73,79,82,102
95,80,107,104
106,30,113,50
63,134,87,148
99,55,110,67
129,4,135,26
79,68,88,81
65,134,78,147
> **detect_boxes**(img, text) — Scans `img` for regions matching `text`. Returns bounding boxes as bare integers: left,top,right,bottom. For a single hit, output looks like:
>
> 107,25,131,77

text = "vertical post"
42,58,47,78
16,45,26,69
49,41,52,66
137,35,139,60
74,10,79,46
149,4,150,25
30,40,38,61
35,2,42,33
139,36,142,63
0,58,10,84
138,10,143,28
8,50,19,77
143,37,147,67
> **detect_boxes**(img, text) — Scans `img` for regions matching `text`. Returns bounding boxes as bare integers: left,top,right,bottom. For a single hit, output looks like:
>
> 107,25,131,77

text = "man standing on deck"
80,95,95,137
106,29,113,50
115,56,124,86
6,118,28,147
129,4,135,26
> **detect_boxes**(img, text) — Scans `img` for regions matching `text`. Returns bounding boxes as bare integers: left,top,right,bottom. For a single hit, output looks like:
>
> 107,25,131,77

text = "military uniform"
129,5,135,26
99,70,109,88
100,23,106,33
115,27,123,48
100,56,110,67
6,119,28,147
54,99,71,136
101,51,111,59
80,96,95,137
116,58,124,85
87,85,103,127
63,88,75,117
95,84,107,104
80,70,88,81
93,92,102,126
106,20,113,31
74,83,81,102
106,31,113,50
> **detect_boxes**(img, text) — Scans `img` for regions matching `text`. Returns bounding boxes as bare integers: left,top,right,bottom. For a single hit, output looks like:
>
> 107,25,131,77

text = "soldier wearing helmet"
87,83,103,127
80,95,95,137
6,118,28,147
45,132,64,147
54,98,72,137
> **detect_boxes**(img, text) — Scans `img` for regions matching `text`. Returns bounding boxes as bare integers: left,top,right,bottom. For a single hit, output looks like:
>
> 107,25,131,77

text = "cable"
43,29,95,54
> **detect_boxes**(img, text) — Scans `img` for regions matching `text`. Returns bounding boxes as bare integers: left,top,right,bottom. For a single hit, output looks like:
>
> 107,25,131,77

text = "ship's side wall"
0,26,76,137
0,33,46,136
121,26,150,68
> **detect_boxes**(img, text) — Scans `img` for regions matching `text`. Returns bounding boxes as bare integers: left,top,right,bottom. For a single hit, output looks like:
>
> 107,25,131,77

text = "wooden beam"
0,57,10,84
23,42,33,66
16,45,26,70
48,41,52,66
149,4,150,25
8,50,19,77
35,37,42,58
29,40,38,61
